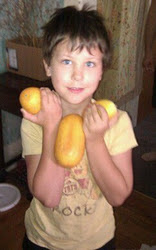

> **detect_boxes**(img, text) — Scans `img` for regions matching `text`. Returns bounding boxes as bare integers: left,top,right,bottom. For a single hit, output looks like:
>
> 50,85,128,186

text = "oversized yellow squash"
54,114,85,168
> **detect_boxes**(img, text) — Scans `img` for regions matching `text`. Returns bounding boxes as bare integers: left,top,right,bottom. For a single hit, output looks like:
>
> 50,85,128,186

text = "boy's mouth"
67,87,84,94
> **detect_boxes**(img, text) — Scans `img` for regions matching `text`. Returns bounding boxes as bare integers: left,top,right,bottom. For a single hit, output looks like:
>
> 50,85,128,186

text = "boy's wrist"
43,119,60,131
85,136,105,149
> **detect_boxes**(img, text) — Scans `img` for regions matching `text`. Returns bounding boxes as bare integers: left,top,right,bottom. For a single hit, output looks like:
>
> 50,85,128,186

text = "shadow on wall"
2,111,22,162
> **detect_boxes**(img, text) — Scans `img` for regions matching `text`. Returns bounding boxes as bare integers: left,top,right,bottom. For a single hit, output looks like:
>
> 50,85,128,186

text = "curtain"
95,0,151,106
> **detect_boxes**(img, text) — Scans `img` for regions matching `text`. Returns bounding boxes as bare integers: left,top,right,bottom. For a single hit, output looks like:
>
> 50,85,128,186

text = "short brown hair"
42,5,111,67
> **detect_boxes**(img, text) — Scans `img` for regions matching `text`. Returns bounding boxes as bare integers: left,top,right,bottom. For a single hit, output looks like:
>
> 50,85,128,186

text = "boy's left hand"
83,104,118,142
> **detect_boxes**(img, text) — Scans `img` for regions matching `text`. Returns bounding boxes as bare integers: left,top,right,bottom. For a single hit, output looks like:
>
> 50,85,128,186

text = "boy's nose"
72,66,83,81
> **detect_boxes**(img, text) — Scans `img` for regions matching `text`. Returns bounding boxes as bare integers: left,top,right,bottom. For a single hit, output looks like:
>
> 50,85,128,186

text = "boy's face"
44,39,103,106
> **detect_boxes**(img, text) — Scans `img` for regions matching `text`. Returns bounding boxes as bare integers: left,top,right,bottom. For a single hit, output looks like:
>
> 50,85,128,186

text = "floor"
133,108,156,199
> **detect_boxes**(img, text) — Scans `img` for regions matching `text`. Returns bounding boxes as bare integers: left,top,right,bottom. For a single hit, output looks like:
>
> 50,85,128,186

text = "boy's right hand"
21,88,62,128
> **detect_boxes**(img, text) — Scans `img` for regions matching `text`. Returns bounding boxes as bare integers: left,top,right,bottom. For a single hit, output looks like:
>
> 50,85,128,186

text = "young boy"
21,5,138,250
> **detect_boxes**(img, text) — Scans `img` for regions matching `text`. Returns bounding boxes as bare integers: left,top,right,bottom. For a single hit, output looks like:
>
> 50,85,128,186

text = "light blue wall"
0,0,64,73
0,0,63,159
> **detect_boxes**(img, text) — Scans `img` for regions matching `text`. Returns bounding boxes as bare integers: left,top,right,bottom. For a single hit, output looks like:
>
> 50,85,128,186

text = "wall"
0,2,22,162
64,0,97,9
0,0,63,163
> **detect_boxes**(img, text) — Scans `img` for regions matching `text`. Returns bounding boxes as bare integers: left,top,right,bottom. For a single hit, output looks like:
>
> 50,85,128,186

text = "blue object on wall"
0,39,7,74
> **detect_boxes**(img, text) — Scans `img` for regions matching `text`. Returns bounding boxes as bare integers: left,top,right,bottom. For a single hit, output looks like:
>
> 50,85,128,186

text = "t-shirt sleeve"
104,110,138,155
21,118,42,157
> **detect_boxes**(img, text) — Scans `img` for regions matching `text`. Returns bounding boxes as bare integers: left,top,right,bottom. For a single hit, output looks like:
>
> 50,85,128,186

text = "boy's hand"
21,88,62,127
83,104,118,142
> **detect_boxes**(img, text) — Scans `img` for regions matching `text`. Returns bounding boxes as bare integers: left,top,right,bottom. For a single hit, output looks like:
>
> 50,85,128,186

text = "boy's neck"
61,97,93,117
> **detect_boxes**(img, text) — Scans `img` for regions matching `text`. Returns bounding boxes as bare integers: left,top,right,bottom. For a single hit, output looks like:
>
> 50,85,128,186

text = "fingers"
95,104,108,120
52,90,62,105
83,103,118,130
83,106,94,124
40,88,48,106
40,87,51,103
40,88,61,107
84,103,107,123
20,108,38,123
83,104,94,121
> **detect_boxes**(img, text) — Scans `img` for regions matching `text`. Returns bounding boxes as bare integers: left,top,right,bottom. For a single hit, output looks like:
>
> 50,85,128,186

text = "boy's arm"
21,88,65,208
86,140,133,207
83,104,135,207
25,126,65,208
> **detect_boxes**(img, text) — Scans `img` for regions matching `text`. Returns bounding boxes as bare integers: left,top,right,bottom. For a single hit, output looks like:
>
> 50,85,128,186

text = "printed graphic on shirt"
53,155,102,217
63,156,101,200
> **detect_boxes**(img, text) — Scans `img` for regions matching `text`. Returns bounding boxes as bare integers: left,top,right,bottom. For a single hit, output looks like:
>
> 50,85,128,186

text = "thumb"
20,108,38,123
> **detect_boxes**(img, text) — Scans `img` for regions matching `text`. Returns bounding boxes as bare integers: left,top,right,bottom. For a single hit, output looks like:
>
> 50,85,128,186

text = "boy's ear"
43,60,51,77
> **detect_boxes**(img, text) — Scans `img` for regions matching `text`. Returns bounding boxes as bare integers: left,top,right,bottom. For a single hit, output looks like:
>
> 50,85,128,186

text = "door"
137,40,156,123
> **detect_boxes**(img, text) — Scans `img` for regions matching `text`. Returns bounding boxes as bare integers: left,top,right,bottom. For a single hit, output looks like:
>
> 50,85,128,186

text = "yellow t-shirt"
21,110,138,250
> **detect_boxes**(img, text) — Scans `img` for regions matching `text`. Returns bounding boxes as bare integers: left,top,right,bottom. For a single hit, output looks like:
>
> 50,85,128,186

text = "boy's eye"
62,59,72,65
86,61,95,67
